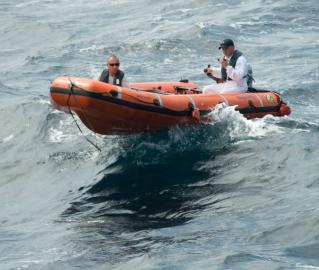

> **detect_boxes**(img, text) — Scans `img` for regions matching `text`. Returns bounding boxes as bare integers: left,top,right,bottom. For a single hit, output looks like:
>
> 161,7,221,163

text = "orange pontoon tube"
49,76,291,135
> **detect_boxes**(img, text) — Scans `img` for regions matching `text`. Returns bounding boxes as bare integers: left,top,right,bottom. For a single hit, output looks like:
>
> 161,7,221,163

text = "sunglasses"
108,63,120,67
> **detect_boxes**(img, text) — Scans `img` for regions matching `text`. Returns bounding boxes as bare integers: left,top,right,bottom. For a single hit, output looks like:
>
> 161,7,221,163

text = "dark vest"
221,50,243,81
99,69,125,86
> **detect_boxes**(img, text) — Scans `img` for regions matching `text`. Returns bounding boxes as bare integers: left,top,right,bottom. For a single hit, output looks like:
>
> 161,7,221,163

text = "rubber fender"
279,103,291,116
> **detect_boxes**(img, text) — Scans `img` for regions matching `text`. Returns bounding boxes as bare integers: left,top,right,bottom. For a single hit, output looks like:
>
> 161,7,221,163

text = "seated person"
99,54,129,88
203,39,249,94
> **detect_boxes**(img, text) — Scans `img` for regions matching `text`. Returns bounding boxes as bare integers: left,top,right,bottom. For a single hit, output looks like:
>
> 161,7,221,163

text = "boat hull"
49,76,291,135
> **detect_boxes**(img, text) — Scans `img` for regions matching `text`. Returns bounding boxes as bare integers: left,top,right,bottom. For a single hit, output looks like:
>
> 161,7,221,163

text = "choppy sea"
1,0,319,269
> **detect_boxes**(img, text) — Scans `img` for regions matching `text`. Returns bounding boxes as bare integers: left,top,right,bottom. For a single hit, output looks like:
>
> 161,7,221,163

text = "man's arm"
226,56,248,82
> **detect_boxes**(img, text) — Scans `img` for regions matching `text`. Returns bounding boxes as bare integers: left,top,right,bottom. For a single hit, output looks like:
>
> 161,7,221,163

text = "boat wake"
61,105,288,232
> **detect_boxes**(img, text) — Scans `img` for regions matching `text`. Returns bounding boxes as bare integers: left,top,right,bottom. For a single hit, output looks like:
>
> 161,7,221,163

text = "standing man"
99,54,129,88
203,39,249,94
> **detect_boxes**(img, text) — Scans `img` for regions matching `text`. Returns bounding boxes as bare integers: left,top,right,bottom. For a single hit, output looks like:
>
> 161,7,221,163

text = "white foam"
180,8,191,13
37,99,50,105
207,104,283,139
196,22,206,29
115,254,155,270
79,44,105,52
48,119,78,143
48,128,70,143
1,134,14,143
296,264,319,269
164,58,174,63
15,1,39,8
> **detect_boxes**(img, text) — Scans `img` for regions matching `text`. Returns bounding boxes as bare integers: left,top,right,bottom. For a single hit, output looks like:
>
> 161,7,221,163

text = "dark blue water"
1,0,319,269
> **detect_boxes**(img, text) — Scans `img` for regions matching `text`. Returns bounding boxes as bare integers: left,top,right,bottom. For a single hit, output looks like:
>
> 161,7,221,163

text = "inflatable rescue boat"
49,76,291,135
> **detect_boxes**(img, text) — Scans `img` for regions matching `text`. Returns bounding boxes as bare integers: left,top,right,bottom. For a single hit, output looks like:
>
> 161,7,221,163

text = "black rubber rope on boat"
66,79,102,152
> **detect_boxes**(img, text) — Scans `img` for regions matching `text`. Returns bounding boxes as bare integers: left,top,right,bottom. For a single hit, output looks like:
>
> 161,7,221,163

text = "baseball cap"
219,39,234,49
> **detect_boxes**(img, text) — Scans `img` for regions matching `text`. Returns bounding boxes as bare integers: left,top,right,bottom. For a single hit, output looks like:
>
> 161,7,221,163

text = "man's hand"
203,66,224,84
219,58,228,69
203,67,213,75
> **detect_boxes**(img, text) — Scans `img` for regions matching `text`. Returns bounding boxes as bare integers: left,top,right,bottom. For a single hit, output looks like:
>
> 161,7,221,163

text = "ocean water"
1,0,319,269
